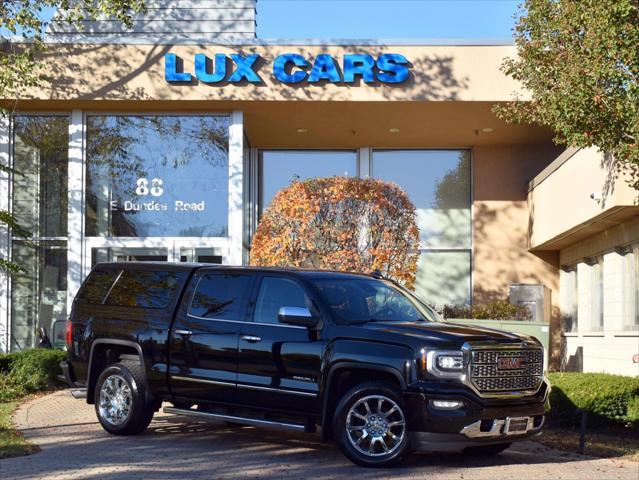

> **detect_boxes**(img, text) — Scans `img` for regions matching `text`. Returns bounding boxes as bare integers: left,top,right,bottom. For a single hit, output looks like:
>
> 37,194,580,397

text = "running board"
70,388,87,399
163,407,310,432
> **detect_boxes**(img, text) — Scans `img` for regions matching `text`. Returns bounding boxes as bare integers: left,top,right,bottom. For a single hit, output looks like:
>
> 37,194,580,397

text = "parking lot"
2,390,637,480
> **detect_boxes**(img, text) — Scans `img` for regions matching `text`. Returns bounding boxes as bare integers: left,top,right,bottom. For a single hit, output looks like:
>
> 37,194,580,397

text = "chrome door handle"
174,329,192,336
240,335,261,343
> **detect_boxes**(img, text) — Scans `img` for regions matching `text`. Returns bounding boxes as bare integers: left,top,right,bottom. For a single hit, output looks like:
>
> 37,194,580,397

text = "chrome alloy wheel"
99,374,132,426
345,395,406,457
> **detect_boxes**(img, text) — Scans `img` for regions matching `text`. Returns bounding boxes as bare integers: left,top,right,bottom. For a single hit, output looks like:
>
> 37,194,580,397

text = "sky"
11,0,521,40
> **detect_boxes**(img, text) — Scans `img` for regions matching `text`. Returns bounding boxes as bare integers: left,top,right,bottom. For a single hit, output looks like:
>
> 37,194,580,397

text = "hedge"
548,372,639,428
0,349,66,402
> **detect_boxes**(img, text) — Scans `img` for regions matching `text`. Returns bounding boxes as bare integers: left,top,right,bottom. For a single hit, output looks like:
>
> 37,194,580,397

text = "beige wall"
473,144,563,367
528,147,638,250
12,44,527,103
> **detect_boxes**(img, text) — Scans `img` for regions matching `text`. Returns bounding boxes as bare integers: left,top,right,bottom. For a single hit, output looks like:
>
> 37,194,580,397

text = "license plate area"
504,416,530,434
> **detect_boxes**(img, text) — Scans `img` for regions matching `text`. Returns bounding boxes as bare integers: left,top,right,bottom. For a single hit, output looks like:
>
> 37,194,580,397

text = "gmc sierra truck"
61,262,548,467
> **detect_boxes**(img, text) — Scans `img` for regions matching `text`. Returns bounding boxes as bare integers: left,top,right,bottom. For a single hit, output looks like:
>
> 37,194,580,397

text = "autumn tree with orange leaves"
250,177,420,288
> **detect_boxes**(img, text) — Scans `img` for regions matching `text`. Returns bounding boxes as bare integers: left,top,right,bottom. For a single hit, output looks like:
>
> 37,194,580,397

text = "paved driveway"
2,391,638,480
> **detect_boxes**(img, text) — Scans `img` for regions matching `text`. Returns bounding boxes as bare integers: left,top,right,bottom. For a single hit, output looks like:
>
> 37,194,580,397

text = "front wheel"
94,362,154,435
333,382,411,467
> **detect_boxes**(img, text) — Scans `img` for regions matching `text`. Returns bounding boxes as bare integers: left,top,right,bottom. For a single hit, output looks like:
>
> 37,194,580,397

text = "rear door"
235,274,324,414
169,269,255,404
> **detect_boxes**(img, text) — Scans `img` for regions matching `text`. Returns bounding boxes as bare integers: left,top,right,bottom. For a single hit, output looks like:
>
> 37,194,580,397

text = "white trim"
0,115,9,353
67,110,84,315
228,111,244,266
358,147,371,178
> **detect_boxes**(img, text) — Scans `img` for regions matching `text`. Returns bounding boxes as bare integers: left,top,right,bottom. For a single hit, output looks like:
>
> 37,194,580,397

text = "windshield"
311,277,439,325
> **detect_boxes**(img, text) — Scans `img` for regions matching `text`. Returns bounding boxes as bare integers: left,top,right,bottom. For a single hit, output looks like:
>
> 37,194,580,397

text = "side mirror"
278,307,320,329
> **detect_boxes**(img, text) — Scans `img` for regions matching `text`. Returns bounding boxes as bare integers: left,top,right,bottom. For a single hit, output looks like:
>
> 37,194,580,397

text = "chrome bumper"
460,415,544,439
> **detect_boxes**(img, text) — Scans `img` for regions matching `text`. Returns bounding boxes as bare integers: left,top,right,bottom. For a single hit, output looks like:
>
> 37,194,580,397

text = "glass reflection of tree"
433,151,471,210
85,116,229,237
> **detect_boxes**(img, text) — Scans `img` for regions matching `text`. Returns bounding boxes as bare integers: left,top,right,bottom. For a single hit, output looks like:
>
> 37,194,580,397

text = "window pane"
86,115,229,237
372,150,471,248
253,277,309,325
105,270,185,308
560,268,578,333
415,251,471,308
12,116,69,237
10,240,67,350
260,151,357,211
189,273,253,320
77,269,120,304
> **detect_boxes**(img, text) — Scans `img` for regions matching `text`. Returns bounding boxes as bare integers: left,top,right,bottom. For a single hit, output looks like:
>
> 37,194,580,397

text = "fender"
86,339,146,404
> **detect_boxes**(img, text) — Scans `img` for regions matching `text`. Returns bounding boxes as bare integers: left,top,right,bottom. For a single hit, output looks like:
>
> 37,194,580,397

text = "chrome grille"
469,347,544,394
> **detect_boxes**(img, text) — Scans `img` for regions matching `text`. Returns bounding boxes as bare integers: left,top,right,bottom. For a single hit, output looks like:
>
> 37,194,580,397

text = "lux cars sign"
164,52,411,84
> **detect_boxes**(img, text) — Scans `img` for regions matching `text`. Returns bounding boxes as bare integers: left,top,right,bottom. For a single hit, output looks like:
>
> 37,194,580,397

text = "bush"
0,349,66,402
440,300,532,320
548,372,639,428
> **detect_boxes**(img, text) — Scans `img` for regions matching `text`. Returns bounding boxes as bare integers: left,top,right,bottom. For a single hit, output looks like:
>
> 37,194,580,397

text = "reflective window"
259,150,357,211
10,240,67,350
85,115,229,237
77,269,120,304
105,270,185,309
12,116,69,237
190,273,253,320
372,150,472,308
253,277,310,325
560,267,578,333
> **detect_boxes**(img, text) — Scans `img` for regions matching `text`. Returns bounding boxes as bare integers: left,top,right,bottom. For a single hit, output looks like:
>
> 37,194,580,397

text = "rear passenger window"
190,273,253,320
105,270,183,309
77,269,120,304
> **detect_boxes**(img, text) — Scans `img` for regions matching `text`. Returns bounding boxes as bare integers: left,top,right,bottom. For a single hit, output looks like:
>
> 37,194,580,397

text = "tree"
495,0,639,186
0,1,145,271
250,177,420,288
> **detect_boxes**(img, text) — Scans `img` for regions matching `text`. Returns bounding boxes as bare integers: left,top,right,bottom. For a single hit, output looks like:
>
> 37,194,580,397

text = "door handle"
174,329,192,336
240,335,262,343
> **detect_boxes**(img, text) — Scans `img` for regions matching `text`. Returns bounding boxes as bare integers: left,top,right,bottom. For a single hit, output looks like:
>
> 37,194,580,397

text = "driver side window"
253,277,310,325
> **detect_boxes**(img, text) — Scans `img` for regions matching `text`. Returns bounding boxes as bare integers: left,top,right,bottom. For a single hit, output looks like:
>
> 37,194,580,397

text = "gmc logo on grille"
496,356,526,370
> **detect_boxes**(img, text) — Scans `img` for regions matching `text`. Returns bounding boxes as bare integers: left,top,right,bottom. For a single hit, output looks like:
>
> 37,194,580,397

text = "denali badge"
496,356,526,370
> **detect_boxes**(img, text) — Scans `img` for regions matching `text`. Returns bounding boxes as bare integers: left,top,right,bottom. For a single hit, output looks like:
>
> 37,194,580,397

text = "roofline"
30,36,515,47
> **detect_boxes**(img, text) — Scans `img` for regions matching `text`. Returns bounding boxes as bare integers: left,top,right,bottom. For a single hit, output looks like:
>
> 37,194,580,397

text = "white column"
227,111,244,265
0,115,10,353
67,110,84,314
359,147,371,178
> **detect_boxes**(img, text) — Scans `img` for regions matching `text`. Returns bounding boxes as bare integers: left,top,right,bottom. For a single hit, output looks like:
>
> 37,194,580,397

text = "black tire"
94,362,154,435
463,442,512,456
333,382,411,468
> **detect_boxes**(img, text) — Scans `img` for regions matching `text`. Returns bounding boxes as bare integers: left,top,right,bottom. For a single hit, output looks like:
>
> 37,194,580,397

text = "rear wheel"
463,442,512,456
333,382,411,467
94,362,154,435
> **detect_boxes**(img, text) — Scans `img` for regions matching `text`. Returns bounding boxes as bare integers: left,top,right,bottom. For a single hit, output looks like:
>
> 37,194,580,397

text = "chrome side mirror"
277,306,320,328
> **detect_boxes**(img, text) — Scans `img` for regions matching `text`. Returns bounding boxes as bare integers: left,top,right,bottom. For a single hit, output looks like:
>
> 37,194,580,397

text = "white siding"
46,0,256,43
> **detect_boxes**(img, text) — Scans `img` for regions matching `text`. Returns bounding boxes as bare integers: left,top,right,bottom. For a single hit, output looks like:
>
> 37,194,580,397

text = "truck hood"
357,320,537,348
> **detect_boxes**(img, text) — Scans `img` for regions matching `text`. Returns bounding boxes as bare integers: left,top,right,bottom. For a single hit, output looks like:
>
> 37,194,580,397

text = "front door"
168,269,255,404
236,274,324,415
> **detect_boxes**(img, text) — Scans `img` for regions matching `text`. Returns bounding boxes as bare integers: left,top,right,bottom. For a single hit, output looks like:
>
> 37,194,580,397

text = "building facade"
0,1,637,376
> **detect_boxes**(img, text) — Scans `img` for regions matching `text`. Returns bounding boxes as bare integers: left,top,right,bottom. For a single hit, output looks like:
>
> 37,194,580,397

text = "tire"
333,382,411,467
463,442,512,456
94,362,154,435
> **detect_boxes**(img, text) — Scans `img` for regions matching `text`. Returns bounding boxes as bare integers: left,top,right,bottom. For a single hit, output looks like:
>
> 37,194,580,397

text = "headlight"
423,350,465,379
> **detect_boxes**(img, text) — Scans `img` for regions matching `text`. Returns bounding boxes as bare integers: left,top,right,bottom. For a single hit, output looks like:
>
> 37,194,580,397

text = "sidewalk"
2,390,637,480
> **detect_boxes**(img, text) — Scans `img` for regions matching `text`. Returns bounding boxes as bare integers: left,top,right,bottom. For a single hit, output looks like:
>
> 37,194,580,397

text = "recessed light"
481,127,494,133
389,128,400,133
296,128,308,134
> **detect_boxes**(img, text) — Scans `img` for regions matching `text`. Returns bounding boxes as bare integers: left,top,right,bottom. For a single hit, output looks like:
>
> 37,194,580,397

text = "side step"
163,407,310,433
70,388,87,399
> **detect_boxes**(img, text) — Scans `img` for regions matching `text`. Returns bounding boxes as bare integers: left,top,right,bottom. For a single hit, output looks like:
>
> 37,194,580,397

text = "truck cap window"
77,269,120,304
105,270,184,309
253,277,311,325
312,278,434,325
190,273,253,320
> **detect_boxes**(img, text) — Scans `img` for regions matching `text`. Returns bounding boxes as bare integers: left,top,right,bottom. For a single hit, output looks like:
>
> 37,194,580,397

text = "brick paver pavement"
1,390,638,480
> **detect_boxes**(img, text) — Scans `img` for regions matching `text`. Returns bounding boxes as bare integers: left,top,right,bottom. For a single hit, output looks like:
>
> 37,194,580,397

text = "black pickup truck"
61,262,548,467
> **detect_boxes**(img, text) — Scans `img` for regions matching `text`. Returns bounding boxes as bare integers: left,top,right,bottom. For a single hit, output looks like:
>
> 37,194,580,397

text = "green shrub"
548,372,639,428
440,300,532,320
0,349,66,402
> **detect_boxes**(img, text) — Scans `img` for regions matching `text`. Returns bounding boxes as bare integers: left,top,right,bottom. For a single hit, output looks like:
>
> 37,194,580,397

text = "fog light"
432,400,463,410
